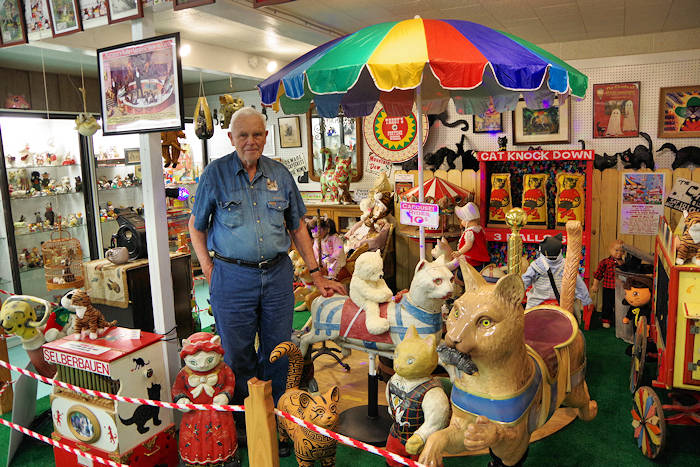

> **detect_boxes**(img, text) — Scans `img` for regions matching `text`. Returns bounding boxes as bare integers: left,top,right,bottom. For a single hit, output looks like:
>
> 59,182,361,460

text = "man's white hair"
229,106,267,133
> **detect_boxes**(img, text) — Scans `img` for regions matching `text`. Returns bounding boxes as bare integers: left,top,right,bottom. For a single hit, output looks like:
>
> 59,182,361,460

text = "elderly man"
188,107,345,410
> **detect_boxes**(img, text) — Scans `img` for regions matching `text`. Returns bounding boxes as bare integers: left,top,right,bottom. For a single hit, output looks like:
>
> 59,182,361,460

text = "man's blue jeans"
209,255,294,404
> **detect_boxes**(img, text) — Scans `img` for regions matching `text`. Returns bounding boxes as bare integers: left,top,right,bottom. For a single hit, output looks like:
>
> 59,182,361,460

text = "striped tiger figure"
676,211,700,266
270,342,339,467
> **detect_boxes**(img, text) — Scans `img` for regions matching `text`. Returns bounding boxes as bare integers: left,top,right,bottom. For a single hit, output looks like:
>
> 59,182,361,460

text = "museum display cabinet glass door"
0,112,97,302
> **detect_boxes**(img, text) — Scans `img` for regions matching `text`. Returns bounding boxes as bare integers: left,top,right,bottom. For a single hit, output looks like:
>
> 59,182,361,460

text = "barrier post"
0,336,12,413
245,378,279,467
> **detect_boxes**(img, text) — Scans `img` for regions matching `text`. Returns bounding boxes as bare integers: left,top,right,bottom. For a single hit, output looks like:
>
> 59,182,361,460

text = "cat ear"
494,274,525,307
325,386,340,403
459,256,486,292
298,392,313,408
424,333,437,348
406,325,419,339
210,335,221,345
415,259,429,273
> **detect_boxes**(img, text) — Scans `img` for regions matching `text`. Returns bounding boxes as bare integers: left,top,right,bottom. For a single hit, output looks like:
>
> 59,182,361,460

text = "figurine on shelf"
31,171,42,191
451,202,489,272
591,239,625,328
310,217,346,280
68,214,78,227
161,130,186,168
34,211,42,225
386,326,449,466
271,342,339,466
45,203,55,226
521,234,592,316
622,276,652,332
74,176,82,192
349,251,394,335
106,202,116,219
172,332,239,467
70,289,117,340
497,135,508,151
41,172,50,188
676,211,700,265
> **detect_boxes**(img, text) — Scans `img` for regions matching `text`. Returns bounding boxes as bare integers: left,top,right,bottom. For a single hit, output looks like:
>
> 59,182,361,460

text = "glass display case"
0,180,14,294
0,114,91,302
306,108,363,182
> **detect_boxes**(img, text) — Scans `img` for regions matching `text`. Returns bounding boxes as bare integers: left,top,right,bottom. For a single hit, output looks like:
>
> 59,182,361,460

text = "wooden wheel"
632,386,666,459
629,315,648,393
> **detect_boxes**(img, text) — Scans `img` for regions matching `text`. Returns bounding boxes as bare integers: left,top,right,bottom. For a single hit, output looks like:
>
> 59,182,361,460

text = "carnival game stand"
42,327,177,466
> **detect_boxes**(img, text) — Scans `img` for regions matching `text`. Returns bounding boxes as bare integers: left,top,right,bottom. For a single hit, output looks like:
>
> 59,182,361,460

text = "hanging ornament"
75,65,100,136
194,75,214,140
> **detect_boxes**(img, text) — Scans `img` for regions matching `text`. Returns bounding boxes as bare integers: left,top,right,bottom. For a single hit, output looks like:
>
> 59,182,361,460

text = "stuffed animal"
658,143,700,169
271,342,339,466
676,211,700,265
218,94,245,129
172,332,239,466
74,112,100,136
386,326,449,466
161,130,186,168
349,251,394,335
620,132,654,170
70,289,117,340
193,96,214,139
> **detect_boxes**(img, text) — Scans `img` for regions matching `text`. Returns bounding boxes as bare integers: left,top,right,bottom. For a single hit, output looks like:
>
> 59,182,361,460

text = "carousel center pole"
416,85,425,260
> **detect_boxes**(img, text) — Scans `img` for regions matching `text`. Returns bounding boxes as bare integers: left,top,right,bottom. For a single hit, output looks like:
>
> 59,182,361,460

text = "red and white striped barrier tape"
0,359,244,413
274,408,427,467
0,380,14,398
0,289,58,307
0,417,128,467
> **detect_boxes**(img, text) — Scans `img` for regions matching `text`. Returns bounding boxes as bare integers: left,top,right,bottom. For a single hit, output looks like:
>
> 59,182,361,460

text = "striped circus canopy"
258,17,588,118
401,177,473,206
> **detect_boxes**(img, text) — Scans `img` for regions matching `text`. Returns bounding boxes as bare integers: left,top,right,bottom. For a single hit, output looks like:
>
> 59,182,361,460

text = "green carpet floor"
3,322,700,466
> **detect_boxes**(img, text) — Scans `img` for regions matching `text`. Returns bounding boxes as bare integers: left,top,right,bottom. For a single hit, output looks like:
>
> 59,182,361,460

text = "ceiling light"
267,61,278,73
179,44,191,57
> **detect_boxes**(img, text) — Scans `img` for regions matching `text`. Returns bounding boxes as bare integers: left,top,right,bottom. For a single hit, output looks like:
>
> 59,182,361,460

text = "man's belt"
213,252,285,270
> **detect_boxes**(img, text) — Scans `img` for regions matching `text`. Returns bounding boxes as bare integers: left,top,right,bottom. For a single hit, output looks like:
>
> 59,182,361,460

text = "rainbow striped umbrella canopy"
258,17,588,118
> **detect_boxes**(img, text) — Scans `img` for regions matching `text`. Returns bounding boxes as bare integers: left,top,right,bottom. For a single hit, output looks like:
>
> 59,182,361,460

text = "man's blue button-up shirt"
191,151,306,263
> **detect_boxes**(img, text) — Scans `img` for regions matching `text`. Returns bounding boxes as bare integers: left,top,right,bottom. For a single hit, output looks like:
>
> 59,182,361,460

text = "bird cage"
41,226,84,290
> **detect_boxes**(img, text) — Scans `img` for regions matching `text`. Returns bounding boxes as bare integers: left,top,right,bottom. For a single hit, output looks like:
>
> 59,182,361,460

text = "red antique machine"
629,216,700,459
42,327,177,466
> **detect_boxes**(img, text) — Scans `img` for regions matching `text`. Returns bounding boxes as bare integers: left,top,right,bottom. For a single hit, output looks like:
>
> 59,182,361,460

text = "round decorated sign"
363,103,429,163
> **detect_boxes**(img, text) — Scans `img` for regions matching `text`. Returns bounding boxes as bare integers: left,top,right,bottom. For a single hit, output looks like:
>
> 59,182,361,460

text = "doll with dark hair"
622,276,652,329
310,217,346,280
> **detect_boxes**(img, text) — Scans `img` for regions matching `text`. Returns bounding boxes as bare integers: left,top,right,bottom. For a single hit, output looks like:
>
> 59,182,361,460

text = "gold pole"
244,378,279,467
505,208,527,276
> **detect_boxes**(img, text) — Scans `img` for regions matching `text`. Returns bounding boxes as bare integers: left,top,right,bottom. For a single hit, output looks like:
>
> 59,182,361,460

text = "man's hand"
202,260,213,284
311,272,346,297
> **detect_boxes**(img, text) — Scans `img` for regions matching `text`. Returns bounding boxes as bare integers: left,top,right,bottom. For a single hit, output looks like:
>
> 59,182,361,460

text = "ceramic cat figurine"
271,342,339,467
386,326,450,466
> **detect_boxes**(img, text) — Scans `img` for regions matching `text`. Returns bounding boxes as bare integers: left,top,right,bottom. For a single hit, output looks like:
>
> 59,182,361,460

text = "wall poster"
620,172,666,235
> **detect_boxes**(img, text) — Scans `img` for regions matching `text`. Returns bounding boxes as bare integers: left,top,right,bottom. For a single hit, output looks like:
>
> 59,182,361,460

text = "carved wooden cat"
271,342,339,467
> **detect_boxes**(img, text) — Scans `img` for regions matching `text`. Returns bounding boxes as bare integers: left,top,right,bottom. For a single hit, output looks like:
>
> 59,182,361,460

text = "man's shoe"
602,321,611,329
279,440,292,458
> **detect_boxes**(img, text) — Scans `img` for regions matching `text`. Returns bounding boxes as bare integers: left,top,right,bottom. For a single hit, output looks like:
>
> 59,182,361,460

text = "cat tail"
640,131,652,153
270,342,304,390
119,414,136,426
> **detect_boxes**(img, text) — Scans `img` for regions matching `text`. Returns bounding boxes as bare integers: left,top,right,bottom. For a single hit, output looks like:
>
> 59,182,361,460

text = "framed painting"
512,97,570,145
473,111,503,133
107,0,142,24
278,115,302,148
67,405,101,443
658,85,700,138
0,0,28,47
47,0,82,37
23,0,51,39
80,0,108,28
173,0,215,10
97,32,184,135
124,147,140,164
593,82,640,138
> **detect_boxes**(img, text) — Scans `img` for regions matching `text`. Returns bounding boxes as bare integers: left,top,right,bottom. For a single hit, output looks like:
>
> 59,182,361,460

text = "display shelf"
5,163,80,170
9,191,83,200
14,224,86,237
97,185,142,192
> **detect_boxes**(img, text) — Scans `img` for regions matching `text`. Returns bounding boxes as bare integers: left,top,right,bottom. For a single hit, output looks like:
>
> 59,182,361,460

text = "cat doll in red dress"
172,332,240,466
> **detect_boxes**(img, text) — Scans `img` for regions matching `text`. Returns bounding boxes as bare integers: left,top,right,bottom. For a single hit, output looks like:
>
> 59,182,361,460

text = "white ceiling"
0,0,698,91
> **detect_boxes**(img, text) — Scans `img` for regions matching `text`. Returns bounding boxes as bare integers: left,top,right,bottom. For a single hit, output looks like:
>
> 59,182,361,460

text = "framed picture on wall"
592,82,640,138
658,85,700,138
124,147,140,164
0,0,28,47
107,0,143,24
512,98,570,145
97,32,184,135
473,111,503,133
173,0,215,10
47,0,82,37
23,0,51,40
278,116,302,148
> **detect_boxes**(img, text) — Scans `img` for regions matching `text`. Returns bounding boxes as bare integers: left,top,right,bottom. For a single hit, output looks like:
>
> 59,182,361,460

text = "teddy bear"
349,250,394,335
